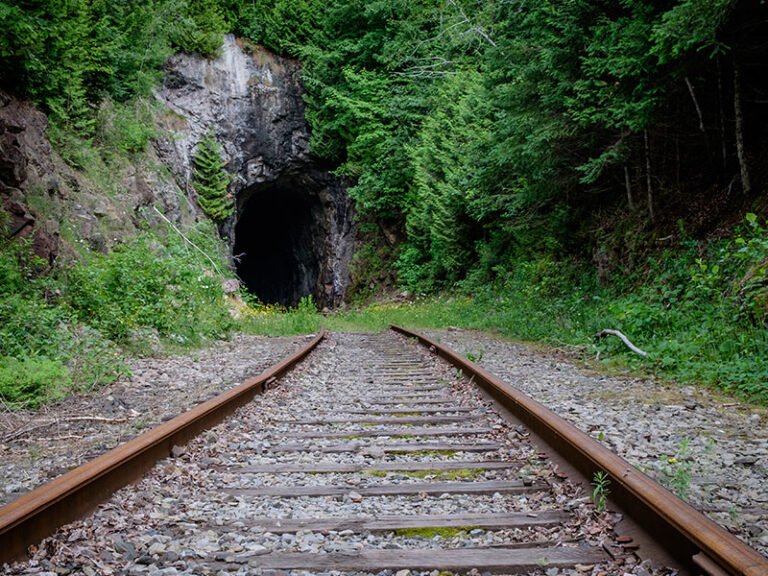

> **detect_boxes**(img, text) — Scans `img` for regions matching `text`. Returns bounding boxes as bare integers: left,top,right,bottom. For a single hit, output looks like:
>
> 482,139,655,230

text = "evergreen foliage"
192,133,234,222
221,0,321,56
172,0,229,57
287,0,768,296
0,0,225,130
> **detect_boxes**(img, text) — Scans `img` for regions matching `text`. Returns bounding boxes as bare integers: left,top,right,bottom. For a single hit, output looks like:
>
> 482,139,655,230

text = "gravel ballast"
0,334,309,507
1,327,765,576
422,328,768,557
3,331,673,576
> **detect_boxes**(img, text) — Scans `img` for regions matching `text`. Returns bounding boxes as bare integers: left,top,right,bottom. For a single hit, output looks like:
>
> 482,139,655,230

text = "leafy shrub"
0,219,234,409
95,99,156,156
0,242,127,404
0,356,70,409
64,226,233,345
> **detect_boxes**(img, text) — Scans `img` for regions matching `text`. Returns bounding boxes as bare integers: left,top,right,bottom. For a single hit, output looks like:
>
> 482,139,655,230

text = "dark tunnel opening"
233,180,320,307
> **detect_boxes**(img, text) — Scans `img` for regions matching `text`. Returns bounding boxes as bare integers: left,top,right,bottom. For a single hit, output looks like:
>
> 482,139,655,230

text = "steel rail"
0,329,326,564
391,325,768,576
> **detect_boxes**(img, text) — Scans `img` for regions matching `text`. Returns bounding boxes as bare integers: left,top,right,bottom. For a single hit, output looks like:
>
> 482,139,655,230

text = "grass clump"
0,357,71,409
240,295,322,336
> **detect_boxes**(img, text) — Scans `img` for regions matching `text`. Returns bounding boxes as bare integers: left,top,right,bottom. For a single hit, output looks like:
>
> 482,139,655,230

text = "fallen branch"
2,416,129,443
46,434,87,442
594,329,648,357
57,416,129,424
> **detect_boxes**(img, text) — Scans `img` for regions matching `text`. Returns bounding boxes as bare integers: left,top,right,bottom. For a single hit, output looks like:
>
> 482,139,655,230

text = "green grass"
239,296,322,335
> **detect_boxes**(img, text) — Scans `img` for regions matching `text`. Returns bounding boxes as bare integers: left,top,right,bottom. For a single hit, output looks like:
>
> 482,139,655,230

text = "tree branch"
684,76,706,133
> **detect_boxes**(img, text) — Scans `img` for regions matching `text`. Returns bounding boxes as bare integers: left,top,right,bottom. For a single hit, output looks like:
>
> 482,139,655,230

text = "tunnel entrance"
233,179,321,307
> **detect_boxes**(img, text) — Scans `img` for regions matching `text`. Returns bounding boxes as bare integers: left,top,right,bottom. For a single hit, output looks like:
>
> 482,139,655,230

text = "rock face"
0,90,60,264
0,90,194,263
154,36,354,308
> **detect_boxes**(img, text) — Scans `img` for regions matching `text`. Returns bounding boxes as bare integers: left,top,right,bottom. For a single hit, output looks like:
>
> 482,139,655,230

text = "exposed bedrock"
154,35,354,308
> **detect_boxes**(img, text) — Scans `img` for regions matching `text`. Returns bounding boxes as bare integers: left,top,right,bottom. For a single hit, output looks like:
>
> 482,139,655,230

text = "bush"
95,99,156,156
0,356,70,409
64,226,234,345
0,220,235,409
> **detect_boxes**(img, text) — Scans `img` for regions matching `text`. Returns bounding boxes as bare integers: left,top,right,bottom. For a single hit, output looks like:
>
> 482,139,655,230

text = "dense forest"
2,0,768,403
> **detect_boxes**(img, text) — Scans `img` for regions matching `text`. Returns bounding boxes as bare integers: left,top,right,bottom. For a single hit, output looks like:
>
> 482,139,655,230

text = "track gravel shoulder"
421,328,768,557
0,334,309,507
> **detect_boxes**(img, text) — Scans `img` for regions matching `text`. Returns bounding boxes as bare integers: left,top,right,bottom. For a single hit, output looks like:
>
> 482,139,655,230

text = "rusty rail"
391,325,768,576
0,330,326,564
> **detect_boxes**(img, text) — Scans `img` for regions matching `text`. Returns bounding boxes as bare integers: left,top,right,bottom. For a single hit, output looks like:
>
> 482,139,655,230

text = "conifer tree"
192,133,233,222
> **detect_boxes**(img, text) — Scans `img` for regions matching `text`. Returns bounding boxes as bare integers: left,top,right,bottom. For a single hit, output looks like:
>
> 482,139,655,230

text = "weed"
131,417,150,432
27,445,43,462
465,349,485,363
592,470,611,512
658,438,692,500
364,470,389,478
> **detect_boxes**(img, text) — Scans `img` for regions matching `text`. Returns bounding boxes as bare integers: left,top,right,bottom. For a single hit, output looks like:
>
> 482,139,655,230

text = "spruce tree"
192,133,233,222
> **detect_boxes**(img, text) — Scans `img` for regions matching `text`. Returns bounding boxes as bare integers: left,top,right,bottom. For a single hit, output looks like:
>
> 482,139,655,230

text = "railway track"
1,328,767,575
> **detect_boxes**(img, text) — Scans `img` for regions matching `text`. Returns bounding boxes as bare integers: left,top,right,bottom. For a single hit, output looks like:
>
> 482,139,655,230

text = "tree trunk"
717,57,728,172
644,130,655,222
685,76,706,133
733,63,751,194
624,165,635,211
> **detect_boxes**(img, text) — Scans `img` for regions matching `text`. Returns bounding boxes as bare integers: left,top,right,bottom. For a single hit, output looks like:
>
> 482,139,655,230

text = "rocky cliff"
1,36,354,308
0,92,193,265
154,36,354,308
